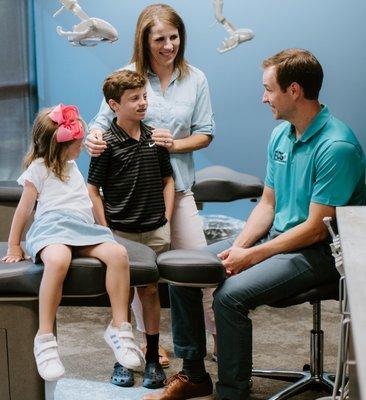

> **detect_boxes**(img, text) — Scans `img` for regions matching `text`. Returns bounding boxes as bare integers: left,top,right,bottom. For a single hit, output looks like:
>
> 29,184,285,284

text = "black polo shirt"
88,119,173,233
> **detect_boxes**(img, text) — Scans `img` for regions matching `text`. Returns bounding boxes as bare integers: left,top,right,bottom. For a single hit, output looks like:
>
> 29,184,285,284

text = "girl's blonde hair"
131,3,189,79
24,108,74,181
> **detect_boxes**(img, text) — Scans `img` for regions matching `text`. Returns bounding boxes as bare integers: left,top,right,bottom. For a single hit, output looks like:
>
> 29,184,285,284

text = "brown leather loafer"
141,372,213,400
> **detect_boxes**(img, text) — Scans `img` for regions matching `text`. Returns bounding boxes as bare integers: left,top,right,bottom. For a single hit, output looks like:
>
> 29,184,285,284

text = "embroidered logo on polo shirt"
274,150,287,163
148,142,156,147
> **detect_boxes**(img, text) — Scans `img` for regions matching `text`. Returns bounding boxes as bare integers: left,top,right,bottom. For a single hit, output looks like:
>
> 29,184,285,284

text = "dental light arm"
213,0,254,53
53,0,118,46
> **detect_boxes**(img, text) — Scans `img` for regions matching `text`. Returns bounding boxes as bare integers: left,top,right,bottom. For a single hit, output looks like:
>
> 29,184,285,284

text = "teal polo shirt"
265,105,365,233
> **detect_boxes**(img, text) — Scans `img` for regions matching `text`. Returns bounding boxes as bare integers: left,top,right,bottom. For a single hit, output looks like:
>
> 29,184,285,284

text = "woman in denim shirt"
85,2,216,381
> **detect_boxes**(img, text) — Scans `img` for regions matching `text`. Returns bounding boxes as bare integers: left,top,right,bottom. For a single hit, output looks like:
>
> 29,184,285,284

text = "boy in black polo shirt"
87,70,174,389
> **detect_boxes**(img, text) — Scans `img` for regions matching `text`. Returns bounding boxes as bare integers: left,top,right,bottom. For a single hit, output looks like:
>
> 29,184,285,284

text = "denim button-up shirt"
89,63,215,192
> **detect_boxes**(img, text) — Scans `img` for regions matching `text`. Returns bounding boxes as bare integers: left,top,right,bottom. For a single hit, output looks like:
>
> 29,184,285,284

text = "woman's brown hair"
131,3,189,79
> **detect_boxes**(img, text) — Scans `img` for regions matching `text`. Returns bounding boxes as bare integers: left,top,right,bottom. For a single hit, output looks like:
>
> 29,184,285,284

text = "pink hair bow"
49,104,84,143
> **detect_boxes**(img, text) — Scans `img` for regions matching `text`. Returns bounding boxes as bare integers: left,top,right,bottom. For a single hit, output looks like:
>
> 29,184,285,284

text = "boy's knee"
138,284,158,298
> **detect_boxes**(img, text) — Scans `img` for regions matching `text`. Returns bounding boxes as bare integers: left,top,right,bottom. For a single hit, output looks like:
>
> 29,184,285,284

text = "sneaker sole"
42,371,65,382
37,368,65,382
33,349,65,381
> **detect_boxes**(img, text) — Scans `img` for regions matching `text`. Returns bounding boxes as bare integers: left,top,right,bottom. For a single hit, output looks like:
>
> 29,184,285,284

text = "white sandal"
34,333,65,381
104,321,145,370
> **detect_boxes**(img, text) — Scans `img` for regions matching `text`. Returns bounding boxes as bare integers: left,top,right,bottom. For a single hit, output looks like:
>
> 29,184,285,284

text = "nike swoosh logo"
148,142,156,147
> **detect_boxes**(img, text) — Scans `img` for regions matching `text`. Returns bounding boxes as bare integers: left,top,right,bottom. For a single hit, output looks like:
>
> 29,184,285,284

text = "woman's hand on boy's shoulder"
85,129,107,157
1,244,29,263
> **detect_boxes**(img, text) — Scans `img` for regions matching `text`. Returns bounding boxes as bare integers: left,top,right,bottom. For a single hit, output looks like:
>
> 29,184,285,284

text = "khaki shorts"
113,222,171,255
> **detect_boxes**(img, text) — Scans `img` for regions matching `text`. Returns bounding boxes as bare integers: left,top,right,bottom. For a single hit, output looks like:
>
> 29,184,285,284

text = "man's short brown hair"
262,48,323,100
103,70,147,104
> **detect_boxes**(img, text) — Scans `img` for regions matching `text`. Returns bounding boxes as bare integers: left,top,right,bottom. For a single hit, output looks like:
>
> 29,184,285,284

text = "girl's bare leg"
76,242,129,326
38,244,72,334
76,242,144,370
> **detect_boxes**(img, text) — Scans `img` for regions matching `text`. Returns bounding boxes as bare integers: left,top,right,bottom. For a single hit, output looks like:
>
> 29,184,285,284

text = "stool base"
252,368,335,400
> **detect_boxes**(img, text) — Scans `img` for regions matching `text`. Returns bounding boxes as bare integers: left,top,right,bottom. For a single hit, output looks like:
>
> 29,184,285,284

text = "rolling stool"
252,281,339,400
0,238,158,400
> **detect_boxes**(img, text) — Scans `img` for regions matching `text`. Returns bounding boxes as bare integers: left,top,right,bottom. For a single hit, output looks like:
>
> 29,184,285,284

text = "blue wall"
34,0,366,219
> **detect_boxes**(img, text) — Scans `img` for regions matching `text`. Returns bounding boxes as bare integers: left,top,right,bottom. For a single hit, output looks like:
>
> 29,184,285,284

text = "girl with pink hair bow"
2,104,144,381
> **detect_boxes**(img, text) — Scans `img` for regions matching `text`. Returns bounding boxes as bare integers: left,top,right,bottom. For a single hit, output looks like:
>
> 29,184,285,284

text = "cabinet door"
0,329,10,400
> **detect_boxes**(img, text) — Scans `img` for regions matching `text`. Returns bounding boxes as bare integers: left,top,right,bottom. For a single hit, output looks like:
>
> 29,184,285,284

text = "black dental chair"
0,238,158,400
192,165,263,205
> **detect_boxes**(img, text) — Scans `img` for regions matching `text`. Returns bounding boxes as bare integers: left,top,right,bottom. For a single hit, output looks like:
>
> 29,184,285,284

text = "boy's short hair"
103,70,147,104
262,48,323,100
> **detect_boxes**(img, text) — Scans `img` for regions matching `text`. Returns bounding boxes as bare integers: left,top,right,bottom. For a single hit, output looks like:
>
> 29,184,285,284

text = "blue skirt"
26,210,116,262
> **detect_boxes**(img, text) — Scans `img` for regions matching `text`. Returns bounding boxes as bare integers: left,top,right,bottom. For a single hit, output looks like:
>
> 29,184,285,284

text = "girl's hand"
1,244,29,263
151,128,175,151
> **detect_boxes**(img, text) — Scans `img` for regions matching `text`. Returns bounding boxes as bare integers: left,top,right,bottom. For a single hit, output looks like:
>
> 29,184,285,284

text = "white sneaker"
104,321,145,370
34,333,65,381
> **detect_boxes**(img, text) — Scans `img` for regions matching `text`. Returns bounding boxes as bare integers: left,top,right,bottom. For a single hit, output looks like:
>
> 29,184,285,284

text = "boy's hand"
152,128,175,151
1,245,29,263
85,129,107,157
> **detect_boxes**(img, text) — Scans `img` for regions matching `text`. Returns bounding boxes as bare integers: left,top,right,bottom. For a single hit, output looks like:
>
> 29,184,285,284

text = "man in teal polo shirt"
209,48,365,399
267,104,365,233
157,48,365,400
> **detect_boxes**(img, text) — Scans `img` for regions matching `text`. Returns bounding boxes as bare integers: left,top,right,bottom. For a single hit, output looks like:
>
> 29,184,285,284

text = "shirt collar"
111,119,151,142
147,67,179,85
286,104,331,143
140,123,153,141
111,118,130,142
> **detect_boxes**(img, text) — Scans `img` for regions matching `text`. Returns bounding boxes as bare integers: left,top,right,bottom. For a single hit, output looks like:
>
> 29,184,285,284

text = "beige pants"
114,222,171,255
